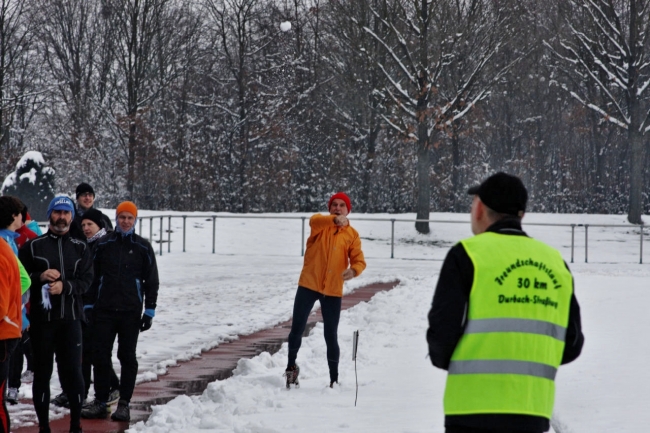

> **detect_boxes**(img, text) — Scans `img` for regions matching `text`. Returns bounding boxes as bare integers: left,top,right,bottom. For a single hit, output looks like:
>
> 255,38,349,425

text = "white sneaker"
21,370,34,383
6,387,19,405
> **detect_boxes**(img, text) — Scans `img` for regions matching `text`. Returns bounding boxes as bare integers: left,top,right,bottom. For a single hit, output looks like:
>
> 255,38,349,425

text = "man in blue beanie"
19,195,93,433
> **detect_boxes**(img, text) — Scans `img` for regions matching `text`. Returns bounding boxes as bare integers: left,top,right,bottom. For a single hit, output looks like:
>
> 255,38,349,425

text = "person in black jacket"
426,173,584,433
19,196,93,433
81,201,158,422
50,208,122,409
69,183,113,241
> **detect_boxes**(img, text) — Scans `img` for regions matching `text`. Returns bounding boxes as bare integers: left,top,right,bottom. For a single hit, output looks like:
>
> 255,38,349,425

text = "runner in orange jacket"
0,237,22,433
285,192,366,388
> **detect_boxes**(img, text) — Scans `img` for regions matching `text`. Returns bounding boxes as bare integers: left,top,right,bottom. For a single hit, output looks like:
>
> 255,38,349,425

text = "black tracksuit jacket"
86,230,159,313
19,231,94,323
426,218,584,433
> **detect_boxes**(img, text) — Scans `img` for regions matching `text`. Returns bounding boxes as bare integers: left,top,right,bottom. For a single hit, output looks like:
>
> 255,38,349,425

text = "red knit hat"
328,192,351,213
116,201,138,218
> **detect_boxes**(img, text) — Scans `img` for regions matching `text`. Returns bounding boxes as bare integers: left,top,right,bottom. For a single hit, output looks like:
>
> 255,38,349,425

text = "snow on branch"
579,0,630,57
383,86,416,118
362,26,417,85
570,91,629,128
376,62,417,107
381,113,416,140
556,39,630,123
639,77,650,96
567,22,628,89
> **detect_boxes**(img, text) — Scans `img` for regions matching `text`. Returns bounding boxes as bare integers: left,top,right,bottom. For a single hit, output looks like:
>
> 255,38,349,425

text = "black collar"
486,217,527,237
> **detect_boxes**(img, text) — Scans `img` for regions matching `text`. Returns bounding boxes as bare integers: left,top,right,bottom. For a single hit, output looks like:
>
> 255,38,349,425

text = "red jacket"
0,239,22,339
16,224,38,249
298,214,366,297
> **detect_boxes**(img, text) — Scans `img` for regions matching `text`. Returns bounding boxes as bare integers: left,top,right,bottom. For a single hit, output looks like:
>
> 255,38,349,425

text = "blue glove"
21,307,30,331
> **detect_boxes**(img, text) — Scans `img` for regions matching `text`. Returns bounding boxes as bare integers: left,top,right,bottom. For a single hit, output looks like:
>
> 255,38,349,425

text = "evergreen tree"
1,151,55,221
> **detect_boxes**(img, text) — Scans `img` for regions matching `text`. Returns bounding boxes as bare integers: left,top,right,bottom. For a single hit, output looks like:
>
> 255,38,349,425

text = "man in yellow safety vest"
427,172,584,433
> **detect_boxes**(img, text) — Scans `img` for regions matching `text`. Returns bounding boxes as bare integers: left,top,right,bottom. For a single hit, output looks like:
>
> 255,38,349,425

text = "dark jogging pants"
31,320,84,432
8,331,33,389
0,338,19,433
287,286,341,381
92,310,141,404
81,319,119,399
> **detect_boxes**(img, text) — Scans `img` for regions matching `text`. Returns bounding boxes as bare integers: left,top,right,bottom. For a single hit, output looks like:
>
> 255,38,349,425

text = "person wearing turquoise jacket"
427,173,584,433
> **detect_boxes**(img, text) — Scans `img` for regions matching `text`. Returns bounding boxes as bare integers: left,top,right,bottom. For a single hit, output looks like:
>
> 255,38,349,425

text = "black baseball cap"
467,172,527,217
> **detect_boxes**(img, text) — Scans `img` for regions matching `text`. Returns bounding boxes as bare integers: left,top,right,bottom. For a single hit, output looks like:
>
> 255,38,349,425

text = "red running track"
13,281,399,433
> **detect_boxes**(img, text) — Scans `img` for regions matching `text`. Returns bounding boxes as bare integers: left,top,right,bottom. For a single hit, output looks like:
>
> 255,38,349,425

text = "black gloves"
84,307,93,324
140,313,153,332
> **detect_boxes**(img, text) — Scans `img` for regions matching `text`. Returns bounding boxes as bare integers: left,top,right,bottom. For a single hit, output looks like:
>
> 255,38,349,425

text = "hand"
84,308,93,324
40,269,61,282
140,313,153,332
48,281,63,295
334,215,349,227
342,268,356,281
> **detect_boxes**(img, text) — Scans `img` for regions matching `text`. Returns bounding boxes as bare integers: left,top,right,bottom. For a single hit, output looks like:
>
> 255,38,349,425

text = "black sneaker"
329,371,338,388
51,392,70,408
284,364,300,389
80,399,109,419
111,399,130,421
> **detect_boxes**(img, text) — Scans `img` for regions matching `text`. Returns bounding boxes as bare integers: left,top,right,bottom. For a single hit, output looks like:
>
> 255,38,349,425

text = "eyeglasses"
78,193,94,198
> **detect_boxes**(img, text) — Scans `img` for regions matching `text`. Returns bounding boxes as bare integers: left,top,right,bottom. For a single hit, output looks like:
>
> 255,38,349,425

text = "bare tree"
362,0,524,233
545,0,650,223
0,0,32,149
100,0,182,200
321,0,392,212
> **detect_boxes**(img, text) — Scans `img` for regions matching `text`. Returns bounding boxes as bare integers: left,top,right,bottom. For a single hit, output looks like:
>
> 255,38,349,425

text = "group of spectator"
0,183,159,433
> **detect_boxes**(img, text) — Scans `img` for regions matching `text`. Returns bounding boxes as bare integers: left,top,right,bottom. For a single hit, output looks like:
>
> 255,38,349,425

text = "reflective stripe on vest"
464,318,567,341
449,359,557,380
443,232,574,419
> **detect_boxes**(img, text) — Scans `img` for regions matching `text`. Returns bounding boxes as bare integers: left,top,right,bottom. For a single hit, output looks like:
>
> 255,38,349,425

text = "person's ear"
474,198,485,222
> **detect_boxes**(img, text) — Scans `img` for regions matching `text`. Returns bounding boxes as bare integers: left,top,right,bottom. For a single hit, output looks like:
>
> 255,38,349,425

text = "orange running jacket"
298,214,366,297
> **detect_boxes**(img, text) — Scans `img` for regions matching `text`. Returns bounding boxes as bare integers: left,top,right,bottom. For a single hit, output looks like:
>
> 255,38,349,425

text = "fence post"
301,217,306,257
149,217,153,244
183,216,187,253
570,224,575,264
139,218,142,236
212,216,216,254
584,224,589,263
159,217,163,256
391,219,395,259
168,216,172,253
640,223,644,265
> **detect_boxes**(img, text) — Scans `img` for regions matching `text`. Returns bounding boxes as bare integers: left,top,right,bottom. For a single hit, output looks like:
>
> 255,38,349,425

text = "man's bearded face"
49,210,72,234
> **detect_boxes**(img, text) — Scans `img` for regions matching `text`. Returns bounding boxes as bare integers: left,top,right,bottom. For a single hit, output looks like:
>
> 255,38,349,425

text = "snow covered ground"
9,211,649,433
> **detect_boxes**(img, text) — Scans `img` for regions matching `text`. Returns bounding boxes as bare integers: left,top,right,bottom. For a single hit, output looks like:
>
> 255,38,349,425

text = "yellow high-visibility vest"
444,232,573,419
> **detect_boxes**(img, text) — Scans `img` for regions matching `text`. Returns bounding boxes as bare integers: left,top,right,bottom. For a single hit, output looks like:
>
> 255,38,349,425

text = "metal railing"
132,214,647,264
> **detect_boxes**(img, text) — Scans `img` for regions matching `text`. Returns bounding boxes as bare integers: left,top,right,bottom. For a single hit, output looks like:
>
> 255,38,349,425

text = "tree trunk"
628,127,645,224
415,0,430,234
361,125,379,212
451,126,461,212
415,138,431,234
127,119,137,200
627,0,644,224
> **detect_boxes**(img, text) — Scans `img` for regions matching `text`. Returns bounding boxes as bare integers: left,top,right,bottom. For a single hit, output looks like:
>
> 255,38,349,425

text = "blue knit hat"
47,196,75,219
